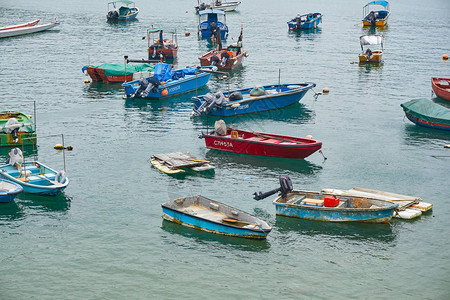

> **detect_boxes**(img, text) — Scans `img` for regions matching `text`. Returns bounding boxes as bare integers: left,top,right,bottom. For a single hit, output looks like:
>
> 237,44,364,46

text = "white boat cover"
360,35,383,45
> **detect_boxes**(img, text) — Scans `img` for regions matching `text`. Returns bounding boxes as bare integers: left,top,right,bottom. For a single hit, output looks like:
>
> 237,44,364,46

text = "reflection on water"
288,27,322,41
83,81,126,99
275,215,396,243
358,61,384,73
0,201,24,223
161,219,270,252
403,122,450,147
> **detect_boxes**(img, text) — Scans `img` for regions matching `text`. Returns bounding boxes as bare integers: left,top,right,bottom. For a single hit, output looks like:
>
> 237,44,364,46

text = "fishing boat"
0,20,59,39
0,179,23,203
151,152,214,175
0,111,36,147
123,64,216,100
287,13,322,30
147,28,178,60
195,0,241,13
107,1,139,21
199,25,247,70
82,63,154,83
254,176,398,223
0,19,40,31
162,195,271,238
0,148,69,196
362,1,390,27
200,121,322,159
321,187,432,220
400,98,450,131
191,83,316,117
359,34,383,63
431,77,450,101
198,9,228,39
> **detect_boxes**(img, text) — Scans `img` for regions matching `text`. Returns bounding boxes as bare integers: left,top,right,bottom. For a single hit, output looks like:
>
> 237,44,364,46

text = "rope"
311,88,322,100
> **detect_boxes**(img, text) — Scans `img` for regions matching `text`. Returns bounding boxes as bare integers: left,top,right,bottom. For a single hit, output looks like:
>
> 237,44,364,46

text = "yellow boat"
362,1,390,27
358,34,383,63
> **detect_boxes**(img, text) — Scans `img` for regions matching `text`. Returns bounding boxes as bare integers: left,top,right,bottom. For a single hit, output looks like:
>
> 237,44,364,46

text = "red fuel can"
324,196,339,207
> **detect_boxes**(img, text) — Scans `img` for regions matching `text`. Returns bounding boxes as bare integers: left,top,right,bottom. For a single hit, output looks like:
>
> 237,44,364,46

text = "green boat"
0,111,36,147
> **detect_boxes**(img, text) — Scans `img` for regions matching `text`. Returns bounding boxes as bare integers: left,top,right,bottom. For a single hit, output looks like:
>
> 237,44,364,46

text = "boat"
147,28,178,60
0,179,23,203
0,20,59,39
287,13,322,30
82,63,155,83
321,187,432,220
107,1,139,21
195,0,241,13
151,152,214,175
200,121,322,159
362,1,390,26
0,148,69,196
161,195,271,238
0,19,40,31
431,77,450,101
123,64,216,99
400,98,450,131
253,176,398,223
359,34,383,63
0,111,36,147
198,9,228,39
191,83,316,117
199,25,247,70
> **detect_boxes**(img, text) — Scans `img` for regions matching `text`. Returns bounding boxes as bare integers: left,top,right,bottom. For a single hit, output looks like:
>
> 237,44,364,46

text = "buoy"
350,61,354,64
67,146,73,151
161,89,169,96
54,144,63,150
444,145,450,148
84,79,90,83
185,11,188,13
306,135,313,139
323,87,330,94
443,54,448,60
185,32,190,36
222,75,227,80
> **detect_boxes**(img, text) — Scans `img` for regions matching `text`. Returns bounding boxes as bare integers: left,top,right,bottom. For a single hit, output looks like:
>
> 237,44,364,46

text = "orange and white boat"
358,34,383,63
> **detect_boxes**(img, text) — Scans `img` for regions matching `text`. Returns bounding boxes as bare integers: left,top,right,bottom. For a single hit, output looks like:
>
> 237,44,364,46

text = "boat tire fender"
55,170,66,184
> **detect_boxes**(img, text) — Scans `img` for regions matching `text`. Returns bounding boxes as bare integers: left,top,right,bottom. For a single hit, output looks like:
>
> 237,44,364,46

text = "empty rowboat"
431,77,450,101
162,195,272,238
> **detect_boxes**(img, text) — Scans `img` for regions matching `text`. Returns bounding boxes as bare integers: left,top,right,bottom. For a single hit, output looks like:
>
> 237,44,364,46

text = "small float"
431,77,450,101
400,98,450,131
359,34,383,63
362,1,390,27
162,195,271,238
287,13,322,30
150,152,214,176
107,1,139,21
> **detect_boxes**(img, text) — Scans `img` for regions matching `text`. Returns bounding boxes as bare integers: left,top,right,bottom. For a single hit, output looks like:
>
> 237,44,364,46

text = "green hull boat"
0,111,36,147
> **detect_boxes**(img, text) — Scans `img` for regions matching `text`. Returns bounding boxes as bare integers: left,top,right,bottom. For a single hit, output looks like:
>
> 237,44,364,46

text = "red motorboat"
432,77,450,101
202,127,322,159
147,28,178,60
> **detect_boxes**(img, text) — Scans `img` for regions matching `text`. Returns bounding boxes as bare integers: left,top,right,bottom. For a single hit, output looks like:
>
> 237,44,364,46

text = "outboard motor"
210,55,220,66
4,118,20,142
132,76,161,98
192,91,227,116
6,148,24,166
253,175,293,200
220,51,230,67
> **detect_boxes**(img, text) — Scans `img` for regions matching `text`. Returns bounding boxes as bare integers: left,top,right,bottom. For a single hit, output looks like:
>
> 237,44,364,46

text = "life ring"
55,170,66,184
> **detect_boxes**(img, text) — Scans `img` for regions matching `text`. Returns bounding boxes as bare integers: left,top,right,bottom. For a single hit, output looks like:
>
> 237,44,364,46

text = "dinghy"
0,179,23,203
0,20,59,39
151,152,214,176
431,77,450,101
162,195,271,238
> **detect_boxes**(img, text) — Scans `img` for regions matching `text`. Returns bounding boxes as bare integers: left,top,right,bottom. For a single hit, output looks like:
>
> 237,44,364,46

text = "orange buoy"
305,135,313,139
161,89,169,96
185,32,190,36
443,54,448,60
323,87,330,94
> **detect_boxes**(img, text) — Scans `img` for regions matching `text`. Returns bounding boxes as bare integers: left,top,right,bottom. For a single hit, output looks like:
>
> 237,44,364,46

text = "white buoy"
305,135,313,139
84,79,90,83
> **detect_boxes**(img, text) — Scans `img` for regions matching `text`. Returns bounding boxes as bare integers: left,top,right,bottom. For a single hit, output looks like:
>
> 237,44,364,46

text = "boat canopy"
108,0,135,8
360,34,383,45
401,98,450,126
198,9,226,16
364,1,389,8
148,28,176,34
89,63,154,76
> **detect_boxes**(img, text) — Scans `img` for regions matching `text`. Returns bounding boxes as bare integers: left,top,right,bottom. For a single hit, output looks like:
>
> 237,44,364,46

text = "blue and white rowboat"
162,195,271,239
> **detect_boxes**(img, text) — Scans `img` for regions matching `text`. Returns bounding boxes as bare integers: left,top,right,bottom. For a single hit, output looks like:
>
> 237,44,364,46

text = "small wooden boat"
147,28,178,60
0,148,69,196
0,111,36,147
201,122,322,159
195,1,241,13
0,179,23,203
400,98,450,131
83,63,155,83
359,34,383,63
431,77,450,101
198,9,228,39
0,19,40,31
0,20,59,39
191,83,315,117
322,187,432,220
162,195,271,239
151,152,214,175
123,64,216,99
362,1,390,27
107,1,139,21
254,176,398,223
287,13,322,30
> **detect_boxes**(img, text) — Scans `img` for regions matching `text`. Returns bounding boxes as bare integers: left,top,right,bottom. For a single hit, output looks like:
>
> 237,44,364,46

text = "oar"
37,175,61,186
199,68,228,75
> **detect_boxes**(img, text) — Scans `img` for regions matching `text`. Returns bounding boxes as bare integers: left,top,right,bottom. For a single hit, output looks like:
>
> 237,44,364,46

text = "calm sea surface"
1,0,449,298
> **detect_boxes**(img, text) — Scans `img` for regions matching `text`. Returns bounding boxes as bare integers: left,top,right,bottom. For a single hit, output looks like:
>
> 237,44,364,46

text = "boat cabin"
198,9,228,39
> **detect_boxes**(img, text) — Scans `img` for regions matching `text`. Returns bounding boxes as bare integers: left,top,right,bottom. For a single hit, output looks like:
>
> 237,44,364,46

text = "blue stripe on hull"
405,114,450,131
274,203,394,223
162,207,268,238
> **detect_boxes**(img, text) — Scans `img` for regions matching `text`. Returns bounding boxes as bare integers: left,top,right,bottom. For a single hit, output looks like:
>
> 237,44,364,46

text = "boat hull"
107,8,139,21
0,19,40,31
204,129,322,159
0,21,59,38
403,112,450,131
199,50,245,70
358,51,382,62
288,13,322,30
86,66,133,83
148,47,178,60
432,77,450,101
0,179,23,203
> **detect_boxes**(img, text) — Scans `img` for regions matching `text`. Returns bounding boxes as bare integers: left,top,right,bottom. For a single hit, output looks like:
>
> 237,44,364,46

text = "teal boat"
400,98,450,131
0,111,36,147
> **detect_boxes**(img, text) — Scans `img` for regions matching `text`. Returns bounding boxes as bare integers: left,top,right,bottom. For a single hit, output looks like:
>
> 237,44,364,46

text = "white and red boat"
201,126,322,159
0,19,40,31
0,20,59,39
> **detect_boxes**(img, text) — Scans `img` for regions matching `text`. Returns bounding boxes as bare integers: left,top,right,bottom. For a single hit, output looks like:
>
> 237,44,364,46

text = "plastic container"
324,196,339,207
